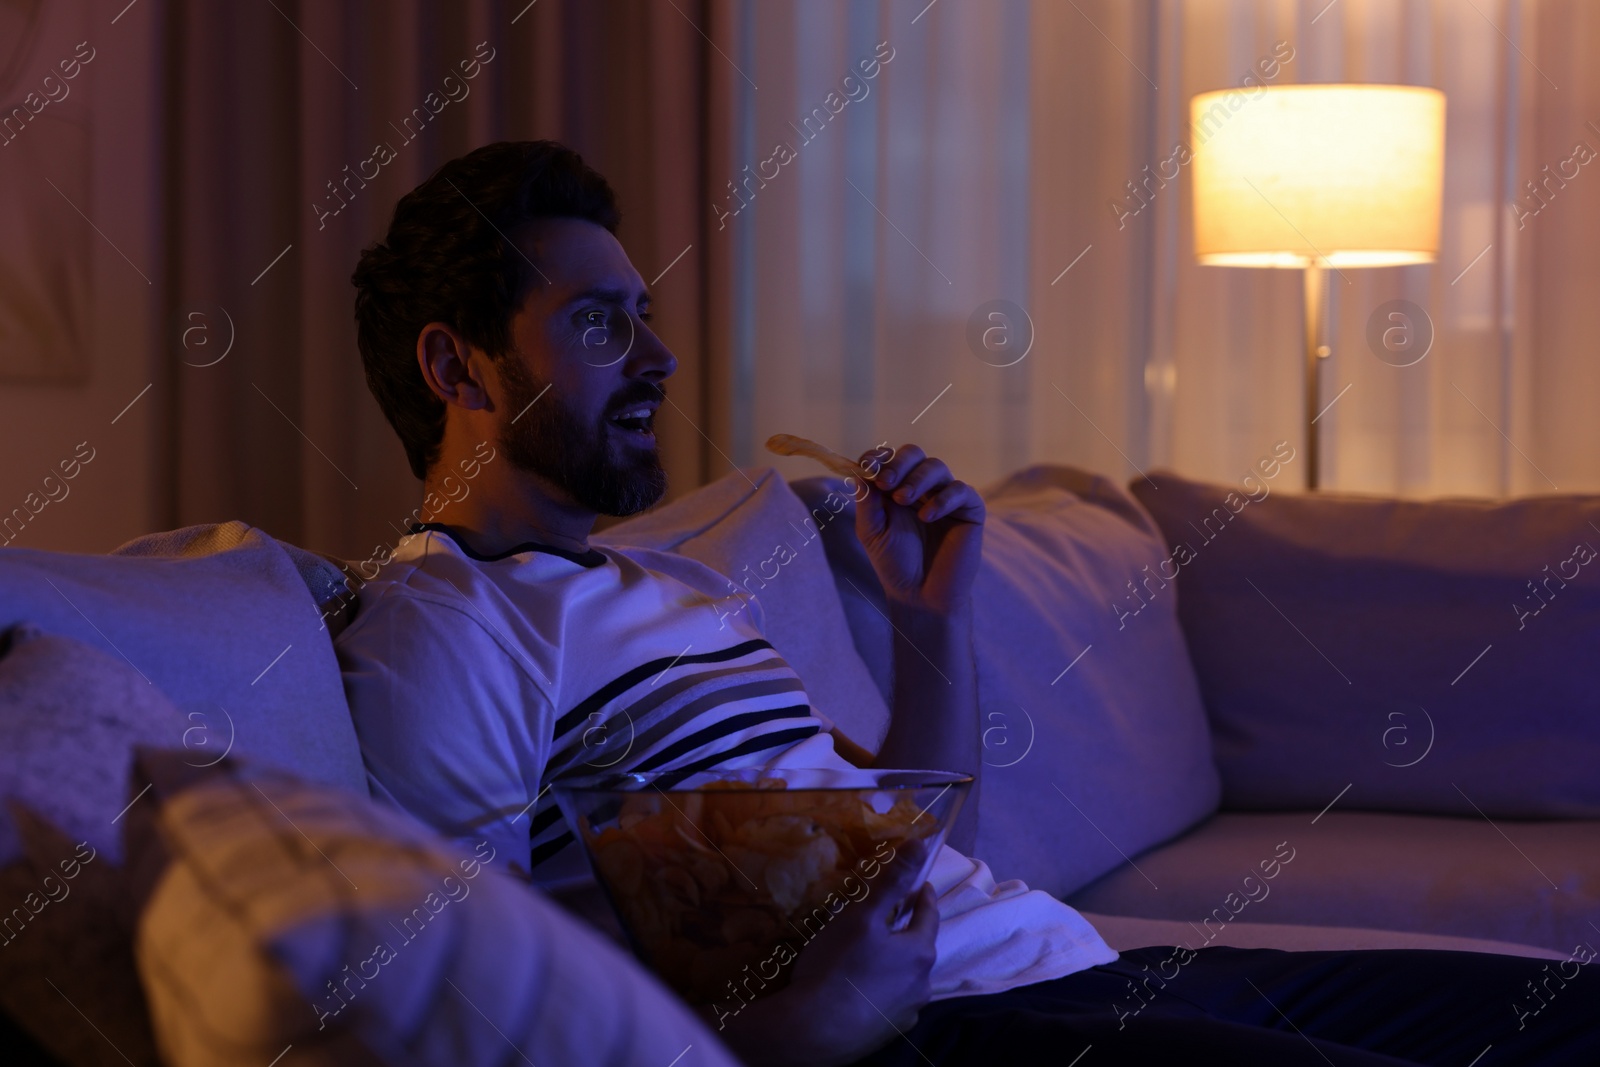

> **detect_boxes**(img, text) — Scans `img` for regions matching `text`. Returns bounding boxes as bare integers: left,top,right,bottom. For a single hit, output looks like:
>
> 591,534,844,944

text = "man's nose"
627,318,677,382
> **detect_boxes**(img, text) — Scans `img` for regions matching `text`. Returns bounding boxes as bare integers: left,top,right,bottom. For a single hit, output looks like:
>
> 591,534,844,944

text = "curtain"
714,0,1037,481
728,0,1600,497
160,0,718,558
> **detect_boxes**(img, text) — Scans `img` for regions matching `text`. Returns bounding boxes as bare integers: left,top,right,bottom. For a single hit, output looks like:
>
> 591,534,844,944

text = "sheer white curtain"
726,0,1600,497
720,0,1036,481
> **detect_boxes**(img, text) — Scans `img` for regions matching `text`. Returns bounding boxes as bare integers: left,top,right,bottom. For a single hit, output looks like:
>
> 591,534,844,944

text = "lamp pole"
1302,261,1332,490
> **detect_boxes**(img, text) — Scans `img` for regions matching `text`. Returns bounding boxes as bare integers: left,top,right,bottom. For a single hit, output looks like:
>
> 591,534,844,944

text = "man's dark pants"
852,945,1598,1065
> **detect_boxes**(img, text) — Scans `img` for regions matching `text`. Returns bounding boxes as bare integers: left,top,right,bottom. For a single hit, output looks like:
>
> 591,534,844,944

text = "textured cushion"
793,466,1221,898
1082,911,1562,960
0,624,170,1066
0,807,157,1067
0,521,364,792
1131,473,1600,818
1068,811,1600,954
129,750,740,1067
0,623,187,865
598,466,893,749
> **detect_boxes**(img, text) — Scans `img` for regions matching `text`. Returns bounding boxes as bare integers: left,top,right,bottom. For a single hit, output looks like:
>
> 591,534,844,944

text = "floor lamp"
1189,85,1446,490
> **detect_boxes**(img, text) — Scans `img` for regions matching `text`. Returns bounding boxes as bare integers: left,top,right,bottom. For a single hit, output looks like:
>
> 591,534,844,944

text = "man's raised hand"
856,443,986,617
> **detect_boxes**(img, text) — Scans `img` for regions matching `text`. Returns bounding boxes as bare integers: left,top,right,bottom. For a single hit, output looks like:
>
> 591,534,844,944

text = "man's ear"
417,322,491,410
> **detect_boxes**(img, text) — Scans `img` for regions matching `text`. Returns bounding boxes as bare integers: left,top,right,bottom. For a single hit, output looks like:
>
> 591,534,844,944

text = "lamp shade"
1190,84,1446,268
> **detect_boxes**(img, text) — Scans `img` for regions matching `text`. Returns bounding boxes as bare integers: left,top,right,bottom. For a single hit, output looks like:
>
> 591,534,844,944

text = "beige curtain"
733,0,1600,497
161,0,719,558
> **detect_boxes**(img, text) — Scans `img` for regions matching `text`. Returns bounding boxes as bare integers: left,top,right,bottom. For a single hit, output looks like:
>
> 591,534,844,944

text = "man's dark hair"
352,140,620,480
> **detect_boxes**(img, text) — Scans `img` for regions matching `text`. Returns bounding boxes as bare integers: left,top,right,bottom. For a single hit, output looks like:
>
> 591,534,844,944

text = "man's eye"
639,311,653,323
582,308,608,327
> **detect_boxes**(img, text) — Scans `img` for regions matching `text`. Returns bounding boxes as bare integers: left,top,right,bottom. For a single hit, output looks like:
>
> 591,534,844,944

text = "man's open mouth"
608,403,658,435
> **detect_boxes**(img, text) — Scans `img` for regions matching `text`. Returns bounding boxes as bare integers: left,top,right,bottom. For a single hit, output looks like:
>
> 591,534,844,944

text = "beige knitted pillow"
0,623,179,1067
129,751,739,1067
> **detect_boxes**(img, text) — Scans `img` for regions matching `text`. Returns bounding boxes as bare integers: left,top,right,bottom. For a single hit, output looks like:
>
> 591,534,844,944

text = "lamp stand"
1301,262,1332,490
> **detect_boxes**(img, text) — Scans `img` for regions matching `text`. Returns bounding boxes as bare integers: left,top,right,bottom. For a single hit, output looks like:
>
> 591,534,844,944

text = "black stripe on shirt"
528,803,565,838
528,722,822,870
630,705,815,773
529,830,577,871
546,676,808,778
551,638,774,739
528,701,815,839
549,656,788,761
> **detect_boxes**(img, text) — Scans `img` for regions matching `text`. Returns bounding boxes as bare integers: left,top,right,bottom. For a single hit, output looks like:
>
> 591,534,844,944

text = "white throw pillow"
599,466,893,750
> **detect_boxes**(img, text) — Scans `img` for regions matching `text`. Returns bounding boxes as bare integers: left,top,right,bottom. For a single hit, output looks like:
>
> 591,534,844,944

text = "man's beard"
495,357,667,517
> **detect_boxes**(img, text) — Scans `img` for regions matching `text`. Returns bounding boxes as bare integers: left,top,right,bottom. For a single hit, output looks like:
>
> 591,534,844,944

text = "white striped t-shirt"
337,524,829,886
336,523,1115,999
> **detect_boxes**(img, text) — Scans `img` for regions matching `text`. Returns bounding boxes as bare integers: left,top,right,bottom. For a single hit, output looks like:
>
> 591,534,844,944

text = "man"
339,141,1596,1065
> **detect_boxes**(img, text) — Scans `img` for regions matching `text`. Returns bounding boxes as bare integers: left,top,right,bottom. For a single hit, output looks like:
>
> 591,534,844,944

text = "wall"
0,0,163,554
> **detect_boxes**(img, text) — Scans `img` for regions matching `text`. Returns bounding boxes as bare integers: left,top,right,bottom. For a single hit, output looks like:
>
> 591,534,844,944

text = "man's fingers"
916,481,985,524
854,474,890,542
873,859,939,937
857,443,898,480
903,882,940,941
889,457,952,506
862,443,926,492
866,857,919,915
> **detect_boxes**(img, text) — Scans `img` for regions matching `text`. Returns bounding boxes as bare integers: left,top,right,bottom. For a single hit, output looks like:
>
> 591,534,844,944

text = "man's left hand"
855,443,985,616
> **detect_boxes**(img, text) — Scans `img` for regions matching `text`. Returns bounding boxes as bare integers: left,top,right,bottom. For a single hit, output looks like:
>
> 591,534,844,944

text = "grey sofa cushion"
1131,473,1600,818
114,522,361,638
0,624,170,1066
0,521,364,793
1068,811,1600,954
1083,912,1562,960
793,466,1221,899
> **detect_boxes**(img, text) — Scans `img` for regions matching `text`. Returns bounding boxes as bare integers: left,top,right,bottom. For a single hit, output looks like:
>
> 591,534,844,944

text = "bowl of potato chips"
554,767,970,1007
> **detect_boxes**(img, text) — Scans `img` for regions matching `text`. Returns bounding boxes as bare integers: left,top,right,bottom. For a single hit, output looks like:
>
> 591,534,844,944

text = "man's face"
493,218,677,517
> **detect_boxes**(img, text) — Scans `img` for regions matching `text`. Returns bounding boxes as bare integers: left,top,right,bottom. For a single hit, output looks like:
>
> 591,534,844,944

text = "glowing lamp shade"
1191,85,1446,268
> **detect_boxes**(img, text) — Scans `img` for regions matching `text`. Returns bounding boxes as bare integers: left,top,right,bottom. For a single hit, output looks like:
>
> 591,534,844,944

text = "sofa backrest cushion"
1130,472,1600,818
597,466,893,750
0,521,365,794
129,750,740,1067
793,465,1222,898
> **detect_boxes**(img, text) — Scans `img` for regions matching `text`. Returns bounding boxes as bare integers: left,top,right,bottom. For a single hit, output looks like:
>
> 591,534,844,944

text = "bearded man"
338,141,1599,1067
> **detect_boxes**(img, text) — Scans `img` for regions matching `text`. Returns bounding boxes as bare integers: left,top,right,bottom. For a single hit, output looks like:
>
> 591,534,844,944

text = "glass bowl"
553,766,970,1006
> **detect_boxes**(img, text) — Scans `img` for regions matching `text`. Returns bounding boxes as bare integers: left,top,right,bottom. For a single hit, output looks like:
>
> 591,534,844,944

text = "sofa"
2,463,1594,1064
785,464,1594,958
